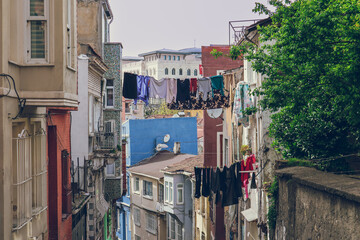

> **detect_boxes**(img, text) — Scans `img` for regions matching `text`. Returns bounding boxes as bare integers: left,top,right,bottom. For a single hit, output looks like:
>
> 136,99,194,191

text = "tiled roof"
162,154,204,176
128,150,195,179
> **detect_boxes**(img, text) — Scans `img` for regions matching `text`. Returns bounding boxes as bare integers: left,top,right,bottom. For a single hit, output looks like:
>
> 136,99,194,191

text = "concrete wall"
124,117,198,166
275,167,360,240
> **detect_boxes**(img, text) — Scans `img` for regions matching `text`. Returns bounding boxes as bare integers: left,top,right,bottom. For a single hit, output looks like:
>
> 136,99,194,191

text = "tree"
239,0,360,159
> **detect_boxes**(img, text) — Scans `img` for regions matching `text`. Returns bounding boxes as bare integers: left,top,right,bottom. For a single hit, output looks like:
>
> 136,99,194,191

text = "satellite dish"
206,108,223,119
156,143,169,151
164,134,170,143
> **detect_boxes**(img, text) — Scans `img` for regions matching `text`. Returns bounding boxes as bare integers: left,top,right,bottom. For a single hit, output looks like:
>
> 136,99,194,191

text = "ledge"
275,167,360,204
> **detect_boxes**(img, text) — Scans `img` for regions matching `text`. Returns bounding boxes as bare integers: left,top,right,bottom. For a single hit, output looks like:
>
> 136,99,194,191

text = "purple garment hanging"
134,75,150,105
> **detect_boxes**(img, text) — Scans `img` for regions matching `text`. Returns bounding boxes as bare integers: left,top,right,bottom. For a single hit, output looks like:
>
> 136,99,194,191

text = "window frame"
146,212,157,234
169,182,173,204
26,0,50,64
134,177,140,193
177,183,184,205
179,68,183,75
194,69,198,76
133,207,141,226
187,69,191,76
165,68,169,75
105,79,114,108
143,180,153,199
172,68,176,75
165,181,169,203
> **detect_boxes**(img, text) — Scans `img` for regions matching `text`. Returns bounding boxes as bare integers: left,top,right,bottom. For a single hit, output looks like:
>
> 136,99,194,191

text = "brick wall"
201,45,243,77
47,108,73,240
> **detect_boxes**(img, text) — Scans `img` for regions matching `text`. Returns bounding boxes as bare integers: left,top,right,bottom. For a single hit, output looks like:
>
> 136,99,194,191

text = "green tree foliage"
145,101,179,118
243,0,360,159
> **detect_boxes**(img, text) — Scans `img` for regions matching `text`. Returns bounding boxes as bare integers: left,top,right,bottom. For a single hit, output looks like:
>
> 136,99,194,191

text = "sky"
108,0,269,57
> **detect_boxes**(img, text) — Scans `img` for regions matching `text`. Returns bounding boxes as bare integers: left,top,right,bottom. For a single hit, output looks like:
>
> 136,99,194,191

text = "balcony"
95,131,116,150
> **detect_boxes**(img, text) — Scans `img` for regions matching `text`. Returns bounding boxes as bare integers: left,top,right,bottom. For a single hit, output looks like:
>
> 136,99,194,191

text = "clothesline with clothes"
122,72,230,110
194,154,257,207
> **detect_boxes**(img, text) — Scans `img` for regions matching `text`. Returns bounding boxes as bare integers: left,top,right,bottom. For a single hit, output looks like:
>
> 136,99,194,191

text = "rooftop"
162,154,203,177
138,47,201,57
128,150,195,179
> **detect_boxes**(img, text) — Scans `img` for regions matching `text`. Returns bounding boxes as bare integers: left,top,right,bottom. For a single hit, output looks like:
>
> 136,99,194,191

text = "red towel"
190,78,197,94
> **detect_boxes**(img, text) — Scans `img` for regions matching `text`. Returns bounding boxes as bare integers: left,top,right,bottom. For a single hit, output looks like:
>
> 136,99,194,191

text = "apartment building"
0,0,78,239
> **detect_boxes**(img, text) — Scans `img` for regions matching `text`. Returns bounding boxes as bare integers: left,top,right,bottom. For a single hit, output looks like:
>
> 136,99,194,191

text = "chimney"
173,142,181,154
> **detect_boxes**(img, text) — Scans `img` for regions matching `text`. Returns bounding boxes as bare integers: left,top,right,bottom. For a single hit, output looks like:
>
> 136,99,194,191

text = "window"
165,68,169,75
134,177,140,193
27,0,48,62
172,68,176,75
164,55,166,60
158,184,164,203
106,163,115,176
171,216,176,239
177,56,180,61
224,138,229,166
179,69,183,75
12,125,32,229
105,79,114,107
177,221,183,240
165,181,169,202
31,123,47,215
146,213,157,234
169,182,173,203
66,0,73,67
177,183,184,204
194,69,198,76
168,55,171,60
143,180,153,198
173,56,176,60
61,150,71,215
133,208,140,226
187,69,191,76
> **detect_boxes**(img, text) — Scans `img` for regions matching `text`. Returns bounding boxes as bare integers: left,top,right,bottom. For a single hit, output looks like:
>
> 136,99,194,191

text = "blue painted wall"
123,117,198,166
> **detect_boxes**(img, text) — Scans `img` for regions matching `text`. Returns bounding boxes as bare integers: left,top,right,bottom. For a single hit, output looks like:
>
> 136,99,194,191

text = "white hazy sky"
108,0,268,57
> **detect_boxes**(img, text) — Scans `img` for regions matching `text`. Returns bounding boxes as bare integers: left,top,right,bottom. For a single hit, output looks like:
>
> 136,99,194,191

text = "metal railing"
229,19,263,45
95,131,116,149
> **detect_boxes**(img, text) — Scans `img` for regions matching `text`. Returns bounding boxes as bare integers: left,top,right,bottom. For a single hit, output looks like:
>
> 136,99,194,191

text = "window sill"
9,60,54,67
134,191,140,195
146,229,157,235
143,195,153,200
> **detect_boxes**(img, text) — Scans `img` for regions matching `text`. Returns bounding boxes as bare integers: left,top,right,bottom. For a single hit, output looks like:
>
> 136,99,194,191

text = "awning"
96,195,110,218
241,208,258,222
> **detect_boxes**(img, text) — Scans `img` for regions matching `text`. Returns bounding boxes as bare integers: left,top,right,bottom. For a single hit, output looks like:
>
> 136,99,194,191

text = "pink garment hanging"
166,78,177,103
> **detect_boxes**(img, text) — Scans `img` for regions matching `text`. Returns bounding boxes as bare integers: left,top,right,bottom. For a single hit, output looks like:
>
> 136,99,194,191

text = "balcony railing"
95,131,116,149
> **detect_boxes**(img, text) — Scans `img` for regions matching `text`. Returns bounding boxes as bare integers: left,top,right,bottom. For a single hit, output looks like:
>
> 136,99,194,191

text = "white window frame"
176,220,183,240
146,212,157,234
143,180,153,199
105,79,114,108
106,163,115,176
224,137,229,167
133,207,141,226
165,181,169,203
169,182,173,204
134,177,140,193
12,126,32,230
66,0,72,67
176,183,184,205
26,0,49,64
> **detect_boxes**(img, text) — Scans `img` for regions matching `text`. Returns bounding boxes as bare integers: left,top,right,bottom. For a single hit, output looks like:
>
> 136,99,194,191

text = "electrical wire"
0,73,26,119
0,74,11,98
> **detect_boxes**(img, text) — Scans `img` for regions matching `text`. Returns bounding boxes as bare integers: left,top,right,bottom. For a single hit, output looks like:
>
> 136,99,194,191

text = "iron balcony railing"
95,131,117,149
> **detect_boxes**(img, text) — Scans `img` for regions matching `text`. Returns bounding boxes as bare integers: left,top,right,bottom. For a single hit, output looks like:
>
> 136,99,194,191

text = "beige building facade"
0,0,77,239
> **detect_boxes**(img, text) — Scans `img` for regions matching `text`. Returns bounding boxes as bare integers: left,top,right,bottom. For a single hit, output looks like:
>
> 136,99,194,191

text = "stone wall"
275,167,360,239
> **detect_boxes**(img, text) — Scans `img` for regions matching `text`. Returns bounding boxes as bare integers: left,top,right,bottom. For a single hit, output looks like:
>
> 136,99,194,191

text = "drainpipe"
122,139,127,196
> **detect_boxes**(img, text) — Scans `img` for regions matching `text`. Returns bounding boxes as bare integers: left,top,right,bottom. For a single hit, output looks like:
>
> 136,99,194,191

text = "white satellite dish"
206,108,223,119
156,143,169,151
164,134,170,143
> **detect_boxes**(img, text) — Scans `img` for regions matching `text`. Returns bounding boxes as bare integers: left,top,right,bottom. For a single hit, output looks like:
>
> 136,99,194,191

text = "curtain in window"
30,0,44,16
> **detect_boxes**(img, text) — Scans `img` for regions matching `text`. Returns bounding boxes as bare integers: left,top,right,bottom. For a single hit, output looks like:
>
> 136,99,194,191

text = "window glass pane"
178,56,180,61
171,217,175,239
177,222,182,240
107,88,114,106
168,55,171,60
30,0,44,16
173,56,175,60
178,188,183,203
106,79,114,86
31,21,46,59
106,163,115,175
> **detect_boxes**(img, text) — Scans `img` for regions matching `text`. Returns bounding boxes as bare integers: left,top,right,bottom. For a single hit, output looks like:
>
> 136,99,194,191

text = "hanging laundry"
201,167,210,197
134,75,150,105
235,162,243,198
211,75,224,96
166,78,177,104
250,172,257,189
149,77,167,99
212,167,221,204
123,72,138,99
222,163,239,207
194,167,202,198
190,78,198,95
197,77,211,100
176,78,191,103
